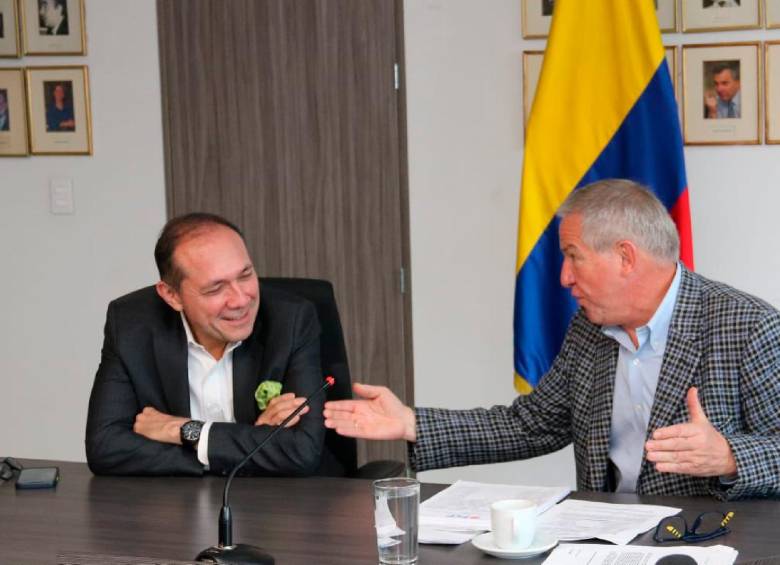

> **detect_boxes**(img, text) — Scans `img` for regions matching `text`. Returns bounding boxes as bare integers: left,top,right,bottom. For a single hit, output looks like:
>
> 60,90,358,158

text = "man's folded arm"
207,299,326,476
85,309,203,476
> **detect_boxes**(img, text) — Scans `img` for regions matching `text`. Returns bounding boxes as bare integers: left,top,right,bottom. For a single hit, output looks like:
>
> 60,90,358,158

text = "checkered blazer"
411,267,780,500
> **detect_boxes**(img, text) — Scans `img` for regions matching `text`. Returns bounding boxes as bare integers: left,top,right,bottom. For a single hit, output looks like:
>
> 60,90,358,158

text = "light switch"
50,178,74,215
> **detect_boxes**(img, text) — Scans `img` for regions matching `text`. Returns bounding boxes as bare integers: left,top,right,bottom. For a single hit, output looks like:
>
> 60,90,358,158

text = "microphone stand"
196,377,335,564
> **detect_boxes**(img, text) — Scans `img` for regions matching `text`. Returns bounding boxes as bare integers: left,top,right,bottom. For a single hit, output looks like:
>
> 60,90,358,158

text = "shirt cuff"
196,421,214,468
718,473,738,486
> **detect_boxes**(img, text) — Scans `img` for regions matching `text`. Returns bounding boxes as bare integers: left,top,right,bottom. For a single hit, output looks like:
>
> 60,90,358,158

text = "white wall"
2,0,779,485
0,0,166,461
404,0,780,487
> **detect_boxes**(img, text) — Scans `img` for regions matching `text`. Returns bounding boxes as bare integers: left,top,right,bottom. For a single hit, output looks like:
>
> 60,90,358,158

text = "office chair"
261,277,407,479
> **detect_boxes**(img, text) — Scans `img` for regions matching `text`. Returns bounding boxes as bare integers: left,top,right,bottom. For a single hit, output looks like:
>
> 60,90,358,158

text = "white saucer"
471,532,558,559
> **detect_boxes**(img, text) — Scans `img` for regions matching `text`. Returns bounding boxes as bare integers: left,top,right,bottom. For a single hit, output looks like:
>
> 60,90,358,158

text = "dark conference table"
2,460,780,564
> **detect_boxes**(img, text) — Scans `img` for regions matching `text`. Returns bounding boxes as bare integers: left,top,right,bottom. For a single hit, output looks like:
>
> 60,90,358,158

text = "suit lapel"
586,333,619,491
233,329,263,424
153,319,191,418
639,267,702,489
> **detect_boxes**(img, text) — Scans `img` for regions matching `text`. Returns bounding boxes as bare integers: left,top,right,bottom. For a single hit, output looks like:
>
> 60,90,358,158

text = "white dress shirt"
604,264,682,492
180,313,242,467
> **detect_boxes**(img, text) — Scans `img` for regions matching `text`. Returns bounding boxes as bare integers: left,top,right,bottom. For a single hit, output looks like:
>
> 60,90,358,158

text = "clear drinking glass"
373,477,420,564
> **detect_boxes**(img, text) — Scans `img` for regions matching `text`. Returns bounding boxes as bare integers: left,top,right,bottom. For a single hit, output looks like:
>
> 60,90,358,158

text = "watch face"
181,420,203,444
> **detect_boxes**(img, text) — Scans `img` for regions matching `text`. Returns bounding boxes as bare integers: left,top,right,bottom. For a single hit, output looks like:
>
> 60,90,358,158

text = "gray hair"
557,179,679,263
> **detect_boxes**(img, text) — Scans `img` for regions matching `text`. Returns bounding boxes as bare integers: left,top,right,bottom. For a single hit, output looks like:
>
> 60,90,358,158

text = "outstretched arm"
324,383,417,442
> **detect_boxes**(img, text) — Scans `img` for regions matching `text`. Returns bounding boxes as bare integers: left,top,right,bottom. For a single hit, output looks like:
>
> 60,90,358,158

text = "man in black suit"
38,0,68,36
86,213,337,476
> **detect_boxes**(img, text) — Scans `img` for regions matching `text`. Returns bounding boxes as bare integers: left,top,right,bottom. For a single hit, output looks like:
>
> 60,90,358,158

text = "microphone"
196,376,335,564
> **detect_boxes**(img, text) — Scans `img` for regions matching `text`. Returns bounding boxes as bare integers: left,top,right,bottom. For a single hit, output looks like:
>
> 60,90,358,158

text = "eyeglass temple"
720,511,735,528
665,524,684,539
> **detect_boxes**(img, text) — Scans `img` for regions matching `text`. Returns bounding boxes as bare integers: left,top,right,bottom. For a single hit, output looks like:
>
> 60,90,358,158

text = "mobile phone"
15,467,59,489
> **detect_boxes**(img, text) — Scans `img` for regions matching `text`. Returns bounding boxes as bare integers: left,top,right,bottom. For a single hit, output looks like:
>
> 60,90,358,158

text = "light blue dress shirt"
604,264,682,493
716,91,740,119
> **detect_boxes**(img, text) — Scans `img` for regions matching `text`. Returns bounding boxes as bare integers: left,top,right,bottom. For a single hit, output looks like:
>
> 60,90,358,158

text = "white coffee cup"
490,499,537,549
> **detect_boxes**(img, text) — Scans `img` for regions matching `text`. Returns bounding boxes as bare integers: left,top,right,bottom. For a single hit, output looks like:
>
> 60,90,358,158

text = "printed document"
419,480,570,544
542,543,738,565
537,499,681,545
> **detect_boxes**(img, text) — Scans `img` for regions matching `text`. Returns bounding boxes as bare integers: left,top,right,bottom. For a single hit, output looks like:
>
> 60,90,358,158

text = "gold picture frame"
657,0,678,32
682,0,761,32
682,42,760,145
765,41,780,143
21,0,86,55
522,50,544,130
25,65,92,155
0,67,28,155
0,0,21,57
666,45,679,99
766,0,780,28
521,0,553,39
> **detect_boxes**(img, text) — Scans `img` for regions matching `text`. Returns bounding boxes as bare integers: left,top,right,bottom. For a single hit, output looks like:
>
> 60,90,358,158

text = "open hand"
323,383,416,442
645,387,737,477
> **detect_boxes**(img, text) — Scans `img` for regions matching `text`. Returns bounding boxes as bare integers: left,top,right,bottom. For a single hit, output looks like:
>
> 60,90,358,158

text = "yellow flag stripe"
517,0,665,271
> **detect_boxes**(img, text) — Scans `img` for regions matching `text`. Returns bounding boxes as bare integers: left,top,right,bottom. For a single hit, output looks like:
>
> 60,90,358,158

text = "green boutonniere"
255,380,283,411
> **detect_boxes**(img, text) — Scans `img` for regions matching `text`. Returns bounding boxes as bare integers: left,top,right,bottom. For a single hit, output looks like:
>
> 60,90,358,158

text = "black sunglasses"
653,511,734,543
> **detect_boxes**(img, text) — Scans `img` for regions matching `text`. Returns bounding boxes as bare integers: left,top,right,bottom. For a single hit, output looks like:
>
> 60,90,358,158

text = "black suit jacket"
86,282,337,476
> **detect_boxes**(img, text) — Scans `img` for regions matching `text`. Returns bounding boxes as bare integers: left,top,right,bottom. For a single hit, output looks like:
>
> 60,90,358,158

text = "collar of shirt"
180,312,242,359
602,263,682,354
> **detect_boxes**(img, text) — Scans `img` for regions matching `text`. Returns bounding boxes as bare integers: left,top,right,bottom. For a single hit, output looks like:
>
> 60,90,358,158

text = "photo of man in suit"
325,179,780,500
703,0,740,7
704,61,741,119
0,90,9,132
86,213,339,477
38,0,68,36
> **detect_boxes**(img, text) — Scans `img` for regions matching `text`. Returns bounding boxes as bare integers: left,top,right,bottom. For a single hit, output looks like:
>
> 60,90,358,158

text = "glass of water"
373,477,420,564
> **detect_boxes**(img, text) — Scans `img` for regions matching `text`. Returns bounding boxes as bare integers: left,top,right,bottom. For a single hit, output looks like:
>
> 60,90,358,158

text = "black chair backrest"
260,277,358,476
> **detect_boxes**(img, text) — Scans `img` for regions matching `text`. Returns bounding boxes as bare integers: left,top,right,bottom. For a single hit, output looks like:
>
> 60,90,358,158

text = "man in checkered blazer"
325,179,780,500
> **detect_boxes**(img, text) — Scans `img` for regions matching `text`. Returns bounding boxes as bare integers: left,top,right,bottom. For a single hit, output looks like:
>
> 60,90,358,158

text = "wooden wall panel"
157,0,412,465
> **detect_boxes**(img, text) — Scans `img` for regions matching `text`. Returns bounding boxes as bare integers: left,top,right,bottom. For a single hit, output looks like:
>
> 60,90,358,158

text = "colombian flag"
514,1,693,393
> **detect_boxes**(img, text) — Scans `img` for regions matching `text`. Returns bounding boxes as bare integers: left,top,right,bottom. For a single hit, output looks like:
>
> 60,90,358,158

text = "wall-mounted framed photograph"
682,42,760,145
0,68,28,155
521,0,553,39
766,41,780,143
522,50,544,129
21,0,85,55
0,0,21,57
767,0,780,28
665,45,679,98
657,0,678,32
25,65,91,154
682,0,761,32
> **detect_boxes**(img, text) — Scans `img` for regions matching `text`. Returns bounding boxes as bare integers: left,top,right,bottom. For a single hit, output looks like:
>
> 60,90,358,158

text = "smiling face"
558,213,629,327
157,225,259,359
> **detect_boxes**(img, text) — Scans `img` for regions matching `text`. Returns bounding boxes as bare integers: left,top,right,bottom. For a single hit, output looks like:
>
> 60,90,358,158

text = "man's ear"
156,280,184,312
616,240,637,274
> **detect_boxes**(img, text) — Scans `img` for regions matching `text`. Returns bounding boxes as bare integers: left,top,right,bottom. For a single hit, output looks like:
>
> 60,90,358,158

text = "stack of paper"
419,480,571,544
543,543,738,565
537,499,681,545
